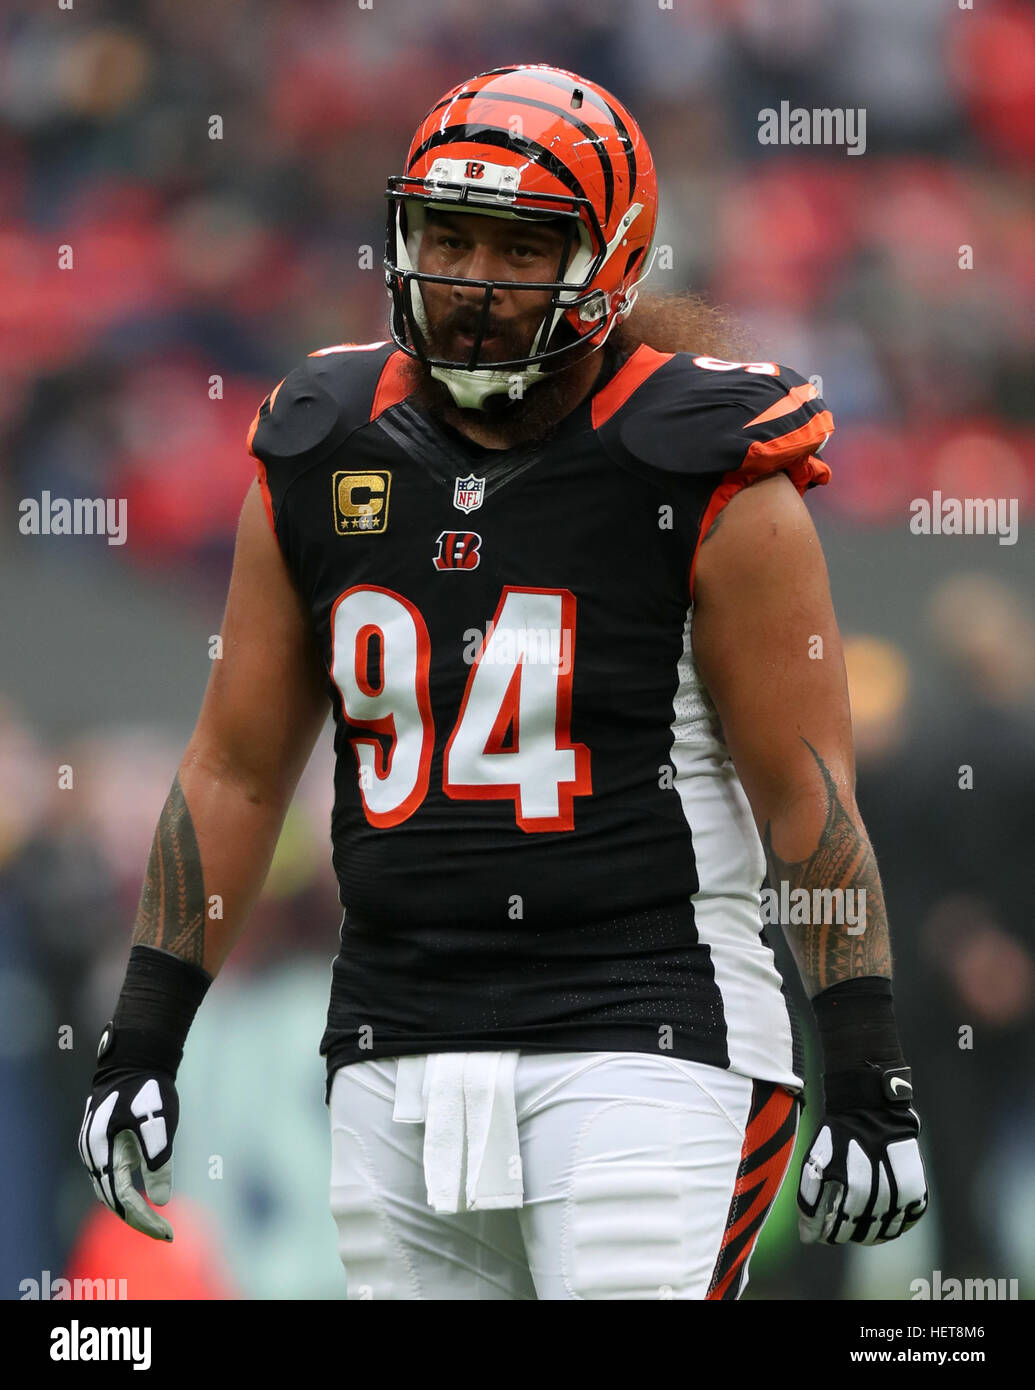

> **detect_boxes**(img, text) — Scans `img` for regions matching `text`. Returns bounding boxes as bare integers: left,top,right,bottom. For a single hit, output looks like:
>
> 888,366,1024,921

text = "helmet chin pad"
430,358,547,411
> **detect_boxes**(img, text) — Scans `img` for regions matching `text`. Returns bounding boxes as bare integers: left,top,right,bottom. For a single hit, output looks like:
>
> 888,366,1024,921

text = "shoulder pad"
604,352,833,489
247,342,400,525
248,342,397,469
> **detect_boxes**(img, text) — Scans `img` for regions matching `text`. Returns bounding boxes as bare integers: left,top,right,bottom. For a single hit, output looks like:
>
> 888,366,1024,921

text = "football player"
79,64,928,1299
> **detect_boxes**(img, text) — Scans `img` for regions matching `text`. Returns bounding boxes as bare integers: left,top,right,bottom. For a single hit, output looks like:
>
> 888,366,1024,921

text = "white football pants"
329,1050,799,1300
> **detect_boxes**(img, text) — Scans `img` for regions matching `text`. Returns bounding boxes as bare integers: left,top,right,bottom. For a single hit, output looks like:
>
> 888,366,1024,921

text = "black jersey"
247,340,833,1099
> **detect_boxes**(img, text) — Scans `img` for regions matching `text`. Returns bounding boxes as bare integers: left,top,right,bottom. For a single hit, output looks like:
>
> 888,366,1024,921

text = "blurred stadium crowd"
2,0,1033,1299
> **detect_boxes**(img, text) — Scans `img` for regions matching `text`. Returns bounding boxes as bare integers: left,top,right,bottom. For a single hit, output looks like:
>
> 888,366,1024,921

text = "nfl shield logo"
453,474,485,513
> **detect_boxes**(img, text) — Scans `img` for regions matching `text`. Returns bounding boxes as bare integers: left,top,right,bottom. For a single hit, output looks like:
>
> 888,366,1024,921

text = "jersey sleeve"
608,354,834,598
616,357,833,485
710,361,833,493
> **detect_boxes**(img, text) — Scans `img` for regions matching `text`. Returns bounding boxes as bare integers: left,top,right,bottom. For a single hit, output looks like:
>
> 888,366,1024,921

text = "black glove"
797,1062,929,1245
77,945,211,1242
78,1023,179,1242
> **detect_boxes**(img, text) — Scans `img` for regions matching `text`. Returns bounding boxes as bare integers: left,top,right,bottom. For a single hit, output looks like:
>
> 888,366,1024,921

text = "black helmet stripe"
423,91,615,222
407,124,591,206
529,68,638,195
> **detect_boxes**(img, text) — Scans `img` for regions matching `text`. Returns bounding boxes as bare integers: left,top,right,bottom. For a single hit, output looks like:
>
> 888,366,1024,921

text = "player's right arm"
78,480,329,1240
131,479,329,976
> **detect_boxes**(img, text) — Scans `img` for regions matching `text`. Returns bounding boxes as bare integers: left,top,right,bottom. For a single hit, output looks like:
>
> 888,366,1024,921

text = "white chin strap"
396,199,648,411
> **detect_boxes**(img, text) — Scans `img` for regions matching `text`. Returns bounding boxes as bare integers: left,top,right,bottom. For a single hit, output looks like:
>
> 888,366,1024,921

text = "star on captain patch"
452,474,485,513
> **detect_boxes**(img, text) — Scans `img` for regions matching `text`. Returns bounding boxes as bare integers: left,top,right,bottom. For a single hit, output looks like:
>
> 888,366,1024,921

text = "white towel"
392,1052,524,1213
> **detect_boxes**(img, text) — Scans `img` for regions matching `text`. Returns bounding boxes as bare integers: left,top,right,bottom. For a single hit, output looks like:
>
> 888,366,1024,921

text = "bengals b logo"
464,161,486,180
434,531,481,570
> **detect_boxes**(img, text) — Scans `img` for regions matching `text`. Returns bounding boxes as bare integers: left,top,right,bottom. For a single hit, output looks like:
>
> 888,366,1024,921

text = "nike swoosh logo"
890,1077,912,1095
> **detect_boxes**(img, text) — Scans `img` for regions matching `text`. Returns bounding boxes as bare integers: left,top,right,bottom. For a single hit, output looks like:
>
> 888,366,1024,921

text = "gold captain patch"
333,471,391,535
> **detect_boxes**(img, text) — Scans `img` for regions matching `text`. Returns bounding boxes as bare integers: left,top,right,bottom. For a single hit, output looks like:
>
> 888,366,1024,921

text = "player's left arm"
693,470,929,1246
693,470,885,994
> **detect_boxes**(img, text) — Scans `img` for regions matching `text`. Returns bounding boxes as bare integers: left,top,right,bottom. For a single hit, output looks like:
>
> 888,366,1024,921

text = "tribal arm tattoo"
132,774,206,968
762,738,892,997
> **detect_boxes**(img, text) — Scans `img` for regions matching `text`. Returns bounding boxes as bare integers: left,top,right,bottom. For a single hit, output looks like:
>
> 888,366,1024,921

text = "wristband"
811,976,905,1069
93,944,212,1083
822,1062,914,1112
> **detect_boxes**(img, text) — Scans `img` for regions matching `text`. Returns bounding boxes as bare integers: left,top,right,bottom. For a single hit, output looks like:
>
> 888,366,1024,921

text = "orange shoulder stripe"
370,351,413,421
308,341,392,356
743,380,818,429
741,409,834,470
591,343,674,429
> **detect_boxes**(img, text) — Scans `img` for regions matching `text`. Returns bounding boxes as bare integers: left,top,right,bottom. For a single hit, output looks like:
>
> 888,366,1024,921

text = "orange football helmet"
384,64,658,409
